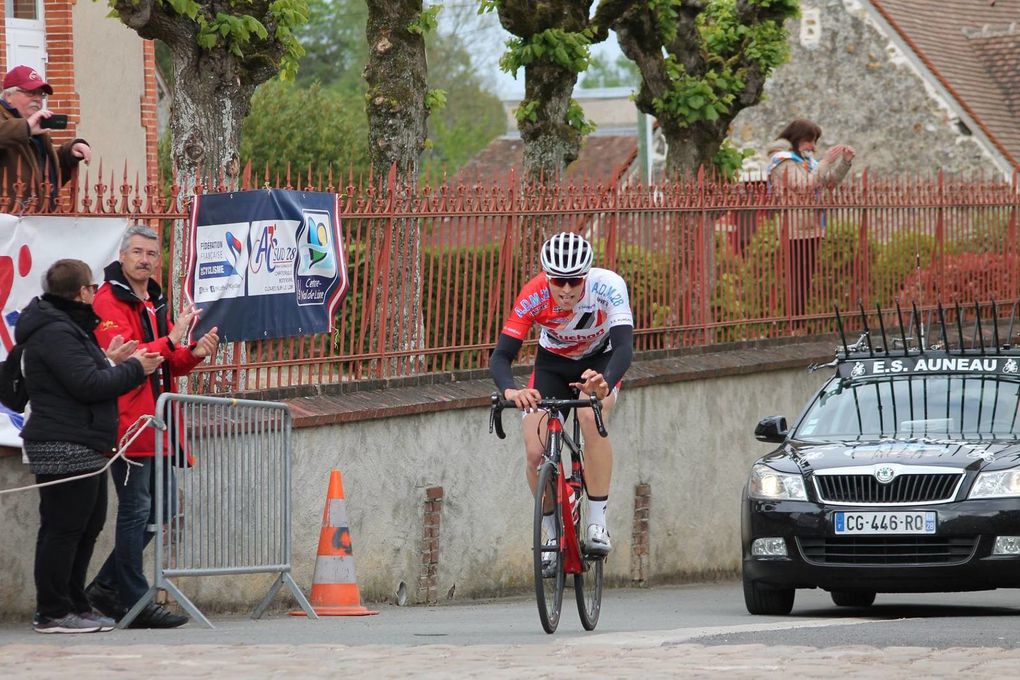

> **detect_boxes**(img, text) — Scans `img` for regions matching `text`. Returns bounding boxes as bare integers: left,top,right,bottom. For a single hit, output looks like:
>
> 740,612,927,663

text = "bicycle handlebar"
488,393,608,440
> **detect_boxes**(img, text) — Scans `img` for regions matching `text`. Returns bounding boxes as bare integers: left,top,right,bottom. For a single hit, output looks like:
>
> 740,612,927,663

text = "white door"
5,0,47,74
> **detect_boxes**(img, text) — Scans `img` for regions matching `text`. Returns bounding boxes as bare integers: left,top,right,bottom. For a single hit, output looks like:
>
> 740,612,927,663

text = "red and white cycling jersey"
500,268,633,359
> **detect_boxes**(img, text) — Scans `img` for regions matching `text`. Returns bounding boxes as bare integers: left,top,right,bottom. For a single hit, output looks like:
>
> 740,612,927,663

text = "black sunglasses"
548,275,586,287
82,283,98,293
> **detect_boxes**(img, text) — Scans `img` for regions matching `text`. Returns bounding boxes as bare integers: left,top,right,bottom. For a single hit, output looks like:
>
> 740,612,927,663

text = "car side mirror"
754,416,788,443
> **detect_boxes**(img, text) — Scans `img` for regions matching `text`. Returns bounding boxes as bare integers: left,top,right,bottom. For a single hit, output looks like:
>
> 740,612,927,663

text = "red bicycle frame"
548,417,584,575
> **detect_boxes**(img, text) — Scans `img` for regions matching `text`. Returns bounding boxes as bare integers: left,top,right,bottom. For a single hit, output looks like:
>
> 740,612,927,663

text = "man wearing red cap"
0,65,91,211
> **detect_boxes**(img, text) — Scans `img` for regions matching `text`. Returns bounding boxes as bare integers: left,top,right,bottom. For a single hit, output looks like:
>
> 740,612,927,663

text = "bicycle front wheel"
533,461,564,634
574,487,604,631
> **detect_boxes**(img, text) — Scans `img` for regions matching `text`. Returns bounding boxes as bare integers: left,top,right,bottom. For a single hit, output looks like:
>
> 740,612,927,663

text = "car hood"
760,439,1020,475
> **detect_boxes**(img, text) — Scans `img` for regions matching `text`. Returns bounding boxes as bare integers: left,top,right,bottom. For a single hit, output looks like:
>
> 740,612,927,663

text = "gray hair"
119,224,159,253
0,87,18,101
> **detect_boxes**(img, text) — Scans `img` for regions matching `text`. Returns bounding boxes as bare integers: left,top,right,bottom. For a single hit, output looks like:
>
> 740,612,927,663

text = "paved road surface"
3,582,1019,678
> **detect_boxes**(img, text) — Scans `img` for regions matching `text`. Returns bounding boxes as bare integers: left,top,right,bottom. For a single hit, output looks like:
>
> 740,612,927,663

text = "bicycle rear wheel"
533,461,564,634
574,487,604,631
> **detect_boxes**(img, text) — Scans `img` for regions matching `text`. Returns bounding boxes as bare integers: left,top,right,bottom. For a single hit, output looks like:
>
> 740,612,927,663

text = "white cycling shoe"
541,538,559,578
586,523,612,556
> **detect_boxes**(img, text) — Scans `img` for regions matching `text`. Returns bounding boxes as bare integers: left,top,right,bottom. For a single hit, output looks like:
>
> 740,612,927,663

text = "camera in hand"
39,114,68,130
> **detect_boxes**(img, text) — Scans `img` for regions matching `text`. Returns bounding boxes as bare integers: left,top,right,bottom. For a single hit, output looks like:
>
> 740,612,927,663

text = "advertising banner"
185,190,349,342
1,216,128,447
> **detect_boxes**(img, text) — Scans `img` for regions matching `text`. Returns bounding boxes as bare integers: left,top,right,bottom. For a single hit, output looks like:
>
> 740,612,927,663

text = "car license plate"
833,511,936,535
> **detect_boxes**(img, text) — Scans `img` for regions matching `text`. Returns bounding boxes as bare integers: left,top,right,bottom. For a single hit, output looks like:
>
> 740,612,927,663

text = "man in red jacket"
85,224,219,628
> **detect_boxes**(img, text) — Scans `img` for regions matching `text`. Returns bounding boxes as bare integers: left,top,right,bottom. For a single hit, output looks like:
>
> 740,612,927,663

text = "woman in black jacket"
15,259,162,634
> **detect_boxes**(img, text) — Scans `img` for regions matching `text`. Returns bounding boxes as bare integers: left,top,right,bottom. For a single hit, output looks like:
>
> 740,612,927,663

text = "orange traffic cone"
291,469,378,616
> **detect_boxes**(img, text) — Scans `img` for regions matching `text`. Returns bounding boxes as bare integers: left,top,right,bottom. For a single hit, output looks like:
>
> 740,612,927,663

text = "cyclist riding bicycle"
489,231,634,557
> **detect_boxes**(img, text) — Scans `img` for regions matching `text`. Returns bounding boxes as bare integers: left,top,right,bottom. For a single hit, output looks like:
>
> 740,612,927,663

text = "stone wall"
729,0,995,178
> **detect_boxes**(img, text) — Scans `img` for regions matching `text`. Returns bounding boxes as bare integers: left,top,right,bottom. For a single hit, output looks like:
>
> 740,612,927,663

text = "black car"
742,309,1020,615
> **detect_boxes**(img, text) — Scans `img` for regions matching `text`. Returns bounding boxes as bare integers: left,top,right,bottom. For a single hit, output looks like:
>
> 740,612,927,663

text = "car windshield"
795,375,1020,440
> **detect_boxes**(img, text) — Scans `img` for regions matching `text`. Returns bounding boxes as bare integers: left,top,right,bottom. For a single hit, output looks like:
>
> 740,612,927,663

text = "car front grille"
814,473,961,505
798,536,978,566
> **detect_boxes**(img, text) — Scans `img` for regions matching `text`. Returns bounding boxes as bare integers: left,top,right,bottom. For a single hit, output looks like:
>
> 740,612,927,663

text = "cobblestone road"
3,639,1020,678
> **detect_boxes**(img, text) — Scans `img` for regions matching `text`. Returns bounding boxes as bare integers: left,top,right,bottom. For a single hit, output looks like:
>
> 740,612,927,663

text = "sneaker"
541,538,559,578
33,613,101,634
85,581,128,620
128,603,188,629
79,610,116,632
585,523,612,556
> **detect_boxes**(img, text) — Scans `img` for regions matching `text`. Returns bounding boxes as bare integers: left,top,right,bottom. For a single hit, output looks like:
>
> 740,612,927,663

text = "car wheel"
830,590,876,607
742,573,795,615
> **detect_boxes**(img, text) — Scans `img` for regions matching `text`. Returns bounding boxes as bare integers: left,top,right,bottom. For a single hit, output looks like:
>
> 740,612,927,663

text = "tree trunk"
365,0,429,180
364,1,429,375
168,47,252,195
660,122,724,178
519,61,580,182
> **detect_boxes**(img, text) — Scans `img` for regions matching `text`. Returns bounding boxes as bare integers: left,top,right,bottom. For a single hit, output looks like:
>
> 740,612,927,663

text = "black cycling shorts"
527,347,616,401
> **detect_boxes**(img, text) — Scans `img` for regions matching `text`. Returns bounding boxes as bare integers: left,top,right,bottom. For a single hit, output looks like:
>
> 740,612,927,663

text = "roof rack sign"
838,354,1020,380
833,302,1020,358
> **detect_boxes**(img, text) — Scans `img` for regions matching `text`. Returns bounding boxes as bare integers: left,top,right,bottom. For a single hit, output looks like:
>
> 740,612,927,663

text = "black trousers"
34,470,107,619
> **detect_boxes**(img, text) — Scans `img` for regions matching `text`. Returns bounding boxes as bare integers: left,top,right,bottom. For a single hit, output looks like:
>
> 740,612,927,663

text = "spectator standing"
765,119,855,319
0,66,91,210
17,259,161,633
85,225,219,629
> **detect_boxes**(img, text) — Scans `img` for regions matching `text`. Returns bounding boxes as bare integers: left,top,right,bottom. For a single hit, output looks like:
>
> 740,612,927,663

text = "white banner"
1,215,129,447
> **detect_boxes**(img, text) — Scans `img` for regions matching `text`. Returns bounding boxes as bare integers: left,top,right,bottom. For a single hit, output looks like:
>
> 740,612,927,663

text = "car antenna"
955,301,965,353
912,301,925,352
1007,301,1018,349
835,304,850,354
937,302,950,352
858,301,874,357
895,301,910,353
974,301,985,355
992,301,1001,350
875,303,890,356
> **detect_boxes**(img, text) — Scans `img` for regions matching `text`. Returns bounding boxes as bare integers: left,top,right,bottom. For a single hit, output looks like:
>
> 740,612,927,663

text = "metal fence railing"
118,393,316,629
23,163,1020,393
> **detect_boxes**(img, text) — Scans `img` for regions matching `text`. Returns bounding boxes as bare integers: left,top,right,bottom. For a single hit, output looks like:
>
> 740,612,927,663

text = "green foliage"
408,5,442,35
580,53,641,89
596,239,673,331
477,0,500,13
499,28,593,78
108,0,310,80
515,100,540,125
294,0,368,89
643,0,795,132
649,0,683,43
421,30,506,178
425,89,448,112
240,79,371,181
653,57,743,126
712,140,753,179
566,99,596,135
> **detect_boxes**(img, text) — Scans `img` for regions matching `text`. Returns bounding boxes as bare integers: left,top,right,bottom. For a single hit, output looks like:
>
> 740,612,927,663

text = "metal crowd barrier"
119,393,317,628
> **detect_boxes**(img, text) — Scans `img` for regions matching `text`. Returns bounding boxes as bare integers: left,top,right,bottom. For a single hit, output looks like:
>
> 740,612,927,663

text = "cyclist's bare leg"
522,410,549,494
576,391,616,497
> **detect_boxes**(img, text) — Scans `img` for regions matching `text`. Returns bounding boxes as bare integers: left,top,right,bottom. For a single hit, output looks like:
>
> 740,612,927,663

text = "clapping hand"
825,144,856,163
131,348,164,375
104,335,139,364
170,305,200,346
191,326,220,359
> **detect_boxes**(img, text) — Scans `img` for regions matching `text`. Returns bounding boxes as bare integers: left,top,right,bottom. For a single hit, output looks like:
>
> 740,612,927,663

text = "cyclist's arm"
489,332,523,394
602,324,634,388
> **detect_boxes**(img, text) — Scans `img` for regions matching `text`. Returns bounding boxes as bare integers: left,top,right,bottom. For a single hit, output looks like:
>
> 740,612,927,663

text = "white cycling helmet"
540,232,593,277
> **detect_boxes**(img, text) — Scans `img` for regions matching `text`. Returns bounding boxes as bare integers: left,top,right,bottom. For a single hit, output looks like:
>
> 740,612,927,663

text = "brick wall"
140,39,158,186
41,0,79,147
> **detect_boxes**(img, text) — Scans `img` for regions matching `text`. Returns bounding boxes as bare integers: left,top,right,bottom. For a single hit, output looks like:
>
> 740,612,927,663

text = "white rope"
0,414,159,495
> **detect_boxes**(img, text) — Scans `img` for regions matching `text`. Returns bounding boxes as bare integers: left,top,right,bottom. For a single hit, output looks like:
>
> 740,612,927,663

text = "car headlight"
969,470,1020,499
748,463,807,501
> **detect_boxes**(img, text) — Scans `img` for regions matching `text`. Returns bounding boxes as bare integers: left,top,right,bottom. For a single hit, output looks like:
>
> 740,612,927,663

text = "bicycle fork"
547,417,584,575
